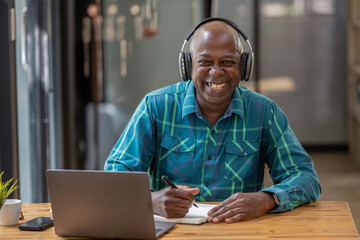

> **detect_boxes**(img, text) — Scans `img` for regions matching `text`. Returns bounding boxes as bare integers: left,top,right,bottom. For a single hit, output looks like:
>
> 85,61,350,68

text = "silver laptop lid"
47,170,170,239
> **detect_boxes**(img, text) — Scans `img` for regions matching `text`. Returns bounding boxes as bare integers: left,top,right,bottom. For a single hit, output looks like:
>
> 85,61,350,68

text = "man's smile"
206,82,228,90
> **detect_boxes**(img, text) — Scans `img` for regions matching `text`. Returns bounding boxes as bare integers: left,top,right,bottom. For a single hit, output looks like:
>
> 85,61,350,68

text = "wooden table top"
0,201,358,239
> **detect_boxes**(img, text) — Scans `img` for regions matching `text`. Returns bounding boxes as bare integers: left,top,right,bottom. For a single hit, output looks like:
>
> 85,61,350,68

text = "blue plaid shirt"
105,81,321,212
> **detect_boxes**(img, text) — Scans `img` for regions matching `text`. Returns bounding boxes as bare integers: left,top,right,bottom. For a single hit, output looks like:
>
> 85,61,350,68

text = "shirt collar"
182,81,197,119
231,86,244,118
182,82,244,119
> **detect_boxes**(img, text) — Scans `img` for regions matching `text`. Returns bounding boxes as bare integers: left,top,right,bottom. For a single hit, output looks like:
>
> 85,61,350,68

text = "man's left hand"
207,192,276,224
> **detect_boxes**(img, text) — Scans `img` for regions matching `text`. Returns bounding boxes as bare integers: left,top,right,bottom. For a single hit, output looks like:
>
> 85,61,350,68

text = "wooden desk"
0,201,358,239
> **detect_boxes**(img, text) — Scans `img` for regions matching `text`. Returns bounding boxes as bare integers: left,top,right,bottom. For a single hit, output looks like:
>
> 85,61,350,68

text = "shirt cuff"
260,187,290,213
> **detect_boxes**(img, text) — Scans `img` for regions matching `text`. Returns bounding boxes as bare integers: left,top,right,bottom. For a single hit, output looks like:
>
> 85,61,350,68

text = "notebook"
154,203,216,224
46,170,175,239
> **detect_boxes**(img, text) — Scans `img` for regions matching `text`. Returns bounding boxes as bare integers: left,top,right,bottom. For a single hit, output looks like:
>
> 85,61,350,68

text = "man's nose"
209,65,224,77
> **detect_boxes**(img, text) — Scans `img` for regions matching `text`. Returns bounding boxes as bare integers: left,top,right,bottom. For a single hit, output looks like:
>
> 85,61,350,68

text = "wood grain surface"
0,201,358,239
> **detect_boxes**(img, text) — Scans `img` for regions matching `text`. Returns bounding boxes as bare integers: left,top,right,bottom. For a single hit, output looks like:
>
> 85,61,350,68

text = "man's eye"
223,60,236,65
198,60,211,65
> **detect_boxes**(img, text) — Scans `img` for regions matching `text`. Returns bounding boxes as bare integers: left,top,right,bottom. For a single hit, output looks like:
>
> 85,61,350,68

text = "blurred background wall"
0,0,359,208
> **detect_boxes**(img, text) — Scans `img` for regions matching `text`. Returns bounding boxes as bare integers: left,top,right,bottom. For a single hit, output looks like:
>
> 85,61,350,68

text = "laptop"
46,170,175,239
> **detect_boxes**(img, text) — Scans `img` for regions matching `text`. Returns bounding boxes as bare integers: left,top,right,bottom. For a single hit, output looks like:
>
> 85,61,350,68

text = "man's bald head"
189,21,243,55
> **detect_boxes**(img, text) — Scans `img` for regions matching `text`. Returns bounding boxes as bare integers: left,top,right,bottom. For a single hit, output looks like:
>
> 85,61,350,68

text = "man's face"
190,25,241,111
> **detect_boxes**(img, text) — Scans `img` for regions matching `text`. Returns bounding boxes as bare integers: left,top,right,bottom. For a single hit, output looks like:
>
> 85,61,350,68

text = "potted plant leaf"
0,171,19,211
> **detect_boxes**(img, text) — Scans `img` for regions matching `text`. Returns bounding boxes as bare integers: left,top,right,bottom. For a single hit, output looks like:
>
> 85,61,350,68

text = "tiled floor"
310,151,360,233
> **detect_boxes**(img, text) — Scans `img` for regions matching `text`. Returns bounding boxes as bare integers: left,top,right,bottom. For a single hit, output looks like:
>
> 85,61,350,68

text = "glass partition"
15,0,56,202
213,0,347,145
85,0,204,169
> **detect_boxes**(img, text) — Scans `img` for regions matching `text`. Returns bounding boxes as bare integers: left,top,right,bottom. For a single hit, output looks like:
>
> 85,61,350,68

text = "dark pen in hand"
161,175,198,208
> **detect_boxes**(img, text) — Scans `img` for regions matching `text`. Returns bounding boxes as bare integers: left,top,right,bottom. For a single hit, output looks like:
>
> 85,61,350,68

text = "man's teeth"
208,83,226,89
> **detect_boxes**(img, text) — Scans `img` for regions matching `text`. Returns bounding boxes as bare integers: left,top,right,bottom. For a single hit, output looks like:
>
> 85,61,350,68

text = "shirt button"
211,130,215,134
205,182,210,187
207,155,212,160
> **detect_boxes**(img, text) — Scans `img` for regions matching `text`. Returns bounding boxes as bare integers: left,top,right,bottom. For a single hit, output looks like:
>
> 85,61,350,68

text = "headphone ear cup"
240,53,248,81
184,52,192,81
179,52,186,81
245,52,254,81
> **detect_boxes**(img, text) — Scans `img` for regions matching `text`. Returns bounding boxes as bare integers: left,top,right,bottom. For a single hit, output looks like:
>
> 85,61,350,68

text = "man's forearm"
261,166,321,212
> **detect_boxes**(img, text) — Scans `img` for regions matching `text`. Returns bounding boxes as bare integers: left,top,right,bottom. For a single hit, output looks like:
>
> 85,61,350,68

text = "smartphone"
18,217,54,231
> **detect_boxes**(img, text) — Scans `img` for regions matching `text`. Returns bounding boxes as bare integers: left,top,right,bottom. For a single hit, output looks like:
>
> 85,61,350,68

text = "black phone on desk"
18,217,54,231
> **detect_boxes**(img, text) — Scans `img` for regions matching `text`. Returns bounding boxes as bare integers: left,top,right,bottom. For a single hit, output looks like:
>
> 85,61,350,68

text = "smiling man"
104,18,321,223
189,20,243,127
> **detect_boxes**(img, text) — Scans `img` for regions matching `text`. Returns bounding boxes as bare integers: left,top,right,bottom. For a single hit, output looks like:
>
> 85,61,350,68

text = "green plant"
0,171,19,211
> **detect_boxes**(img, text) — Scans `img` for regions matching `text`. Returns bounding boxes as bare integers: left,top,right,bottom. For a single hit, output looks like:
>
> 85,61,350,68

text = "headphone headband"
185,17,250,42
179,17,254,81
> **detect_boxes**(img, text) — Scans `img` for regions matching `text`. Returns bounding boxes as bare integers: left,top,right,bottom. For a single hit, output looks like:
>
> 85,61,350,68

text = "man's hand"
151,186,199,218
207,192,276,224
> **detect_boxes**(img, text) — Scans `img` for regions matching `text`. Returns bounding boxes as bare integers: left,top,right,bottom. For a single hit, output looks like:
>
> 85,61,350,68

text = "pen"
161,175,198,208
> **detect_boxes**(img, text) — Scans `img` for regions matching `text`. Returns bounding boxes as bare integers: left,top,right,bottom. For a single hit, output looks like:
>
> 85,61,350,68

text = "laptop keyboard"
155,221,175,234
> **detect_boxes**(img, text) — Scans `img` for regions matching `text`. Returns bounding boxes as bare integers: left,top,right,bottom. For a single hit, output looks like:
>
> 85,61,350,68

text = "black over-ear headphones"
179,17,254,81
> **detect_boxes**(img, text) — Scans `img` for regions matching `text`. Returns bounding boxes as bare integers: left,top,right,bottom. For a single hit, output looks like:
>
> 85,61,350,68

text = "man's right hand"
151,186,199,218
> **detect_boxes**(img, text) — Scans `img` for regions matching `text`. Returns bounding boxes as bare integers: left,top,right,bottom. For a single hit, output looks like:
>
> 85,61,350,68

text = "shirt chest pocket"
159,136,196,179
225,141,260,184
